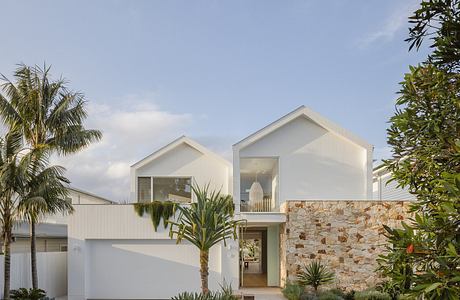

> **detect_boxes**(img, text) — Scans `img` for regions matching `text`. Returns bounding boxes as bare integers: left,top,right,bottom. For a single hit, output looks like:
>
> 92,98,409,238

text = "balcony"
240,196,274,212
240,157,279,212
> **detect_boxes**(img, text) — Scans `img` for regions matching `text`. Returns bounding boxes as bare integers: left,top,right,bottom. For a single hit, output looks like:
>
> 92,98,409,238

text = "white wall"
0,252,67,299
237,116,370,202
68,205,239,300
86,240,221,299
130,143,232,202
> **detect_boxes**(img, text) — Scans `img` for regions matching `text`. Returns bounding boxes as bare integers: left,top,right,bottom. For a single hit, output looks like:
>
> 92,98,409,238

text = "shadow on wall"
286,152,365,200
82,239,222,299
137,144,203,175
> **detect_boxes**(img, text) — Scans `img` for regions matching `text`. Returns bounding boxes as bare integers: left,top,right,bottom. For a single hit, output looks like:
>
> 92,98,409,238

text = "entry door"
240,229,267,287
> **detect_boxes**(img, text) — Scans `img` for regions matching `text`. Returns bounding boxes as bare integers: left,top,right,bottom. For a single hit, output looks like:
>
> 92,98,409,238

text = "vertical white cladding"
68,205,240,300
237,116,371,201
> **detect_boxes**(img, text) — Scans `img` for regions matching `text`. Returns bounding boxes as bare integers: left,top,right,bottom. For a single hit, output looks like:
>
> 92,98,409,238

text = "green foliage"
10,288,46,300
375,281,402,300
282,282,304,300
354,290,391,300
133,201,177,231
297,260,335,291
317,291,343,300
381,64,460,299
299,290,345,300
406,0,460,71
171,286,238,300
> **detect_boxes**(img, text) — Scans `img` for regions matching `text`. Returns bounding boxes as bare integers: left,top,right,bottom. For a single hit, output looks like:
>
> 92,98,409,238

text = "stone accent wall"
280,201,411,291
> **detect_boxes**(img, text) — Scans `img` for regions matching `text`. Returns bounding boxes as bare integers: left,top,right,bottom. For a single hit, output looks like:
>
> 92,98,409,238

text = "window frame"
137,175,193,203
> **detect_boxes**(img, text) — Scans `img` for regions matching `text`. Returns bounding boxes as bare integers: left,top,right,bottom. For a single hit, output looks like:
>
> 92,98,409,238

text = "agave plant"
297,260,335,292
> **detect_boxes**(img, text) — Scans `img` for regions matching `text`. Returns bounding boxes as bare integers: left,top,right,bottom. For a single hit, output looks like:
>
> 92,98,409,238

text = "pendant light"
249,173,263,207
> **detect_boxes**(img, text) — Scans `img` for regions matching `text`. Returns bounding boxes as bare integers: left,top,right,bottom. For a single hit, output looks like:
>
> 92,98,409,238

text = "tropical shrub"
169,185,245,294
297,261,334,291
282,282,304,300
299,290,343,300
171,288,238,300
10,288,46,300
354,290,391,300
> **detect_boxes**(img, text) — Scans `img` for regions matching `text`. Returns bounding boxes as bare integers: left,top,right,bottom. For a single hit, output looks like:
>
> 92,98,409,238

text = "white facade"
68,106,375,299
233,106,373,210
68,205,238,300
130,136,232,202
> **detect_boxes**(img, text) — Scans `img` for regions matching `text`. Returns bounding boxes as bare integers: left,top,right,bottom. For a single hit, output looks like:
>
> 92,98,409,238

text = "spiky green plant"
297,260,335,292
169,185,245,294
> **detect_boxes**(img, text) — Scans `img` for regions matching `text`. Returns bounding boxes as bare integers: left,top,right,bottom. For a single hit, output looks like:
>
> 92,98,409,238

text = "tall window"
138,177,151,203
137,177,192,203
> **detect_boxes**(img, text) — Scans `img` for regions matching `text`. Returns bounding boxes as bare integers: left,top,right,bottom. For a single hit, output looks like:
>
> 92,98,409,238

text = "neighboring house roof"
131,135,232,169
67,186,115,204
233,105,373,151
13,222,67,238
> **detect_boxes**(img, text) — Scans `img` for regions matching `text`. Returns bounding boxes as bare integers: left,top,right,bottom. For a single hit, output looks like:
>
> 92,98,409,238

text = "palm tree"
0,131,27,300
17,150,73,289
0,64,102,289
169,185,245,294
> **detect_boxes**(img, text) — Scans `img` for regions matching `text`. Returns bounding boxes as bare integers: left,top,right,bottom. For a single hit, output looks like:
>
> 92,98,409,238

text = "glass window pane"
138,177,151,202
152,177,191,203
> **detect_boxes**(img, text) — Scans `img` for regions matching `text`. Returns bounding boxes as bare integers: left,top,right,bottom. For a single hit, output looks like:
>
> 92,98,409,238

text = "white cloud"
52,94,193,202
358,1,419,48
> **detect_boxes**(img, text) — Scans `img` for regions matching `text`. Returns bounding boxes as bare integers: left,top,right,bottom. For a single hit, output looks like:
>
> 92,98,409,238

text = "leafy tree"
0,64,102,289
169,185,245,294
380,2,460,296
407,0,460,71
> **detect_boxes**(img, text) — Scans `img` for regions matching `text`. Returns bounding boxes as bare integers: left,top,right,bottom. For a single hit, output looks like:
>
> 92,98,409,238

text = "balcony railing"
240,196,275,212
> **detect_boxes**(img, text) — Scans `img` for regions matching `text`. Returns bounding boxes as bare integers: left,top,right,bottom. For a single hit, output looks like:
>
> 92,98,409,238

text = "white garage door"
86,239,222,299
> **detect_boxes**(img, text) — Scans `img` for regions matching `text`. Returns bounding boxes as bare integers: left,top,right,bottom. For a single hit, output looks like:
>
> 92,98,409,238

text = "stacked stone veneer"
280,201,411,291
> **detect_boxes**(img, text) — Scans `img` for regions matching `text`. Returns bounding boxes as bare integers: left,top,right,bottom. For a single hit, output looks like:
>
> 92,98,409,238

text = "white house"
67,106,374,300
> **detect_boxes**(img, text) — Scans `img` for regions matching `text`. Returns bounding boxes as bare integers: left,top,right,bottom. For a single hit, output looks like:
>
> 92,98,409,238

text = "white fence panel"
0,252,67,298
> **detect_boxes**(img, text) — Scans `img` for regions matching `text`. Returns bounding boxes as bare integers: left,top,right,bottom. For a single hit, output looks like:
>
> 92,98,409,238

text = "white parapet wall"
68,204,239,300
0,252,67,299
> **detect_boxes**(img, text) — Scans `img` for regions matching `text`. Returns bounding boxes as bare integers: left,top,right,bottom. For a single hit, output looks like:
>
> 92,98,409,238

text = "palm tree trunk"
3,233,11,300
199,250,209,294
30,221,38,289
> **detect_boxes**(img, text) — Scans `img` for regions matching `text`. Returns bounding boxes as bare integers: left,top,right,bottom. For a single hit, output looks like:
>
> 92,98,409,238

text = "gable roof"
67,186,115,204
233,105,373,151
131,135,232,169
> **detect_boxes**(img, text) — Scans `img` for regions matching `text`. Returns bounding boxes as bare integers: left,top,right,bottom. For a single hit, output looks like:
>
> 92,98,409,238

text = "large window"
137,177,192,203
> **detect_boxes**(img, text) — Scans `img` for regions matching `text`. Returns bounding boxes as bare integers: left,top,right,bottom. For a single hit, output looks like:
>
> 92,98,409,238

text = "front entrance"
240,228,268,287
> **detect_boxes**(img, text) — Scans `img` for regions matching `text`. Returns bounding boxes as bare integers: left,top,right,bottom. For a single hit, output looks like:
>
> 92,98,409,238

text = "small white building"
67,106,374,300
372,165,415,201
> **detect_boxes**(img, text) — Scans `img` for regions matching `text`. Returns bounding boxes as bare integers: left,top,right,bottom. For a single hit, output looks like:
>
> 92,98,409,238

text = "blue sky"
0,1,430,201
